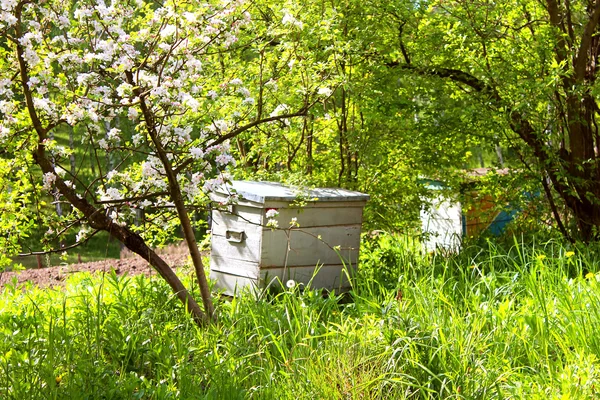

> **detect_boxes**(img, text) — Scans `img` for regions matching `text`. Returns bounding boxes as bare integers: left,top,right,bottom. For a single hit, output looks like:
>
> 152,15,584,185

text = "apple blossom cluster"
75,225,92,243
42,172,57,192
265,208,279,229
0,0,257,215
281,10,304,30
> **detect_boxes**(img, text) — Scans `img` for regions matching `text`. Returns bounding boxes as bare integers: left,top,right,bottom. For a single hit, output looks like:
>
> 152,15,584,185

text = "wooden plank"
209,255,260,278
260,264,355,291
210,270,260,296
210,234,261,262
213,180,369,204
263,200,367,210
213,204,365,230
261,225,362,267
265,206,365,228
211,264,355,296
211,205,263,264
211,206,263,235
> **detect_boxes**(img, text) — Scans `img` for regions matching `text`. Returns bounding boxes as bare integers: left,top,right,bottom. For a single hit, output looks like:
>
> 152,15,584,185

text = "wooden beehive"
209,181,369,295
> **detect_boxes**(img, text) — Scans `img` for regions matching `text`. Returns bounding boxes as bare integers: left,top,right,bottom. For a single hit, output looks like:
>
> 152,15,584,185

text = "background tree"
379,0,600,241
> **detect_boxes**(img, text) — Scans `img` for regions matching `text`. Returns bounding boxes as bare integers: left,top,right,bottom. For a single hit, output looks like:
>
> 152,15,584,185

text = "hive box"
209,181,369,295
420,169,523,252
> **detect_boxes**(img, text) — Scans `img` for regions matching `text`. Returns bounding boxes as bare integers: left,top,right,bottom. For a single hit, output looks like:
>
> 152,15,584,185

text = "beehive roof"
216,180,370,204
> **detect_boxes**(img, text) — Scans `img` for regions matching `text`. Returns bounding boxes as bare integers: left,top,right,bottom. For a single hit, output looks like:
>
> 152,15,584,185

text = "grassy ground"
1,234,599,399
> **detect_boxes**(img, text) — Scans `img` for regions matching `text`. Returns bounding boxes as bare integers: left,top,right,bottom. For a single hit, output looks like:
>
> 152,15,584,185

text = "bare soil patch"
1,245,191,289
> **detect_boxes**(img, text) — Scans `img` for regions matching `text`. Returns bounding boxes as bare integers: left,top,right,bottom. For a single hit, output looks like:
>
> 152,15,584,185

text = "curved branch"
18,229,102,257
207,108,309,148
387,62,580,212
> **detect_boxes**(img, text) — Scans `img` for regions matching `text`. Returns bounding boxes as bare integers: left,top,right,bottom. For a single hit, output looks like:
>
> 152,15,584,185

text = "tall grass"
1,235,600,398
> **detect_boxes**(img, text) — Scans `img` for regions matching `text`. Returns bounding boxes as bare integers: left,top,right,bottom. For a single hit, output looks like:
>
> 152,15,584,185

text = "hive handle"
225,230,245,243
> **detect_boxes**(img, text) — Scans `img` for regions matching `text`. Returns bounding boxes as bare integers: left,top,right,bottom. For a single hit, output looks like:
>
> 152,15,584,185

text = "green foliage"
2,237,600,398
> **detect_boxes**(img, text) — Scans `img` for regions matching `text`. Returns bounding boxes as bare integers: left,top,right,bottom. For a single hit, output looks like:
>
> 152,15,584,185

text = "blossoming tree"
0,0,318,324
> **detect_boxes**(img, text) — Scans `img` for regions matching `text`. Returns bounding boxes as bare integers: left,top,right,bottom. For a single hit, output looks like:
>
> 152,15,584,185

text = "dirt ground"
0,247,191,289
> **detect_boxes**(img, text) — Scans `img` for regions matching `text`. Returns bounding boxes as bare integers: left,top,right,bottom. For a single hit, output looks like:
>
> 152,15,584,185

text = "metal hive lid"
215,180,370,204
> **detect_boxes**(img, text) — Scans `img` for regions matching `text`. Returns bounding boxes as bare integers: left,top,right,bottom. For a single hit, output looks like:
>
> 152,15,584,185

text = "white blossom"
107,128,121,142
318,87,332,97
1,12,17,26
100,187,122,201
0,78,12,95
142,159,163,177
22,47,40,67
33,98,56,116
211,119,228,132
265,208,279,219
106,170,118,181
42,172,57,191
160,24,177,38
127,107,138,120
74,7,94,20
57,15,70,28
76,226,91,243
173,126,192,144
215,153,235,167
0,100,16,114
282,12,303,29
190,147,205,159
265,79,278,92
180,93,200,112
116,83,133,97
237,87,251,97
270,103,289,117
207,90,218,100
183,172,204,200
0,125,9,140
132,133,144,146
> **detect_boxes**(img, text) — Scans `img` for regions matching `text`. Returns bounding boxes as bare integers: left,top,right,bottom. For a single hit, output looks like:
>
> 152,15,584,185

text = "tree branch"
95,191,170,205
18,229,101,257
388,62,582,213
207,109,309,148
574,1,600,80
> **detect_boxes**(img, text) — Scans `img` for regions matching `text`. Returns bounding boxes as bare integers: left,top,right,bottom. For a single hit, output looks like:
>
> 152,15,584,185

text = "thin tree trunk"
129,72,215,321
495,145,504,167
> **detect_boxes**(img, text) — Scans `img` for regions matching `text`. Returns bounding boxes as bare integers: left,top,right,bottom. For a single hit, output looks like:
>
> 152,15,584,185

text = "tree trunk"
33,149,208,325
128,71,215,321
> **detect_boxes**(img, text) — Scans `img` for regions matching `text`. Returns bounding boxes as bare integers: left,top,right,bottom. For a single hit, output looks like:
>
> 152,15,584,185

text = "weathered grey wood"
214,180,370,204
261,264,354,290
268,206,364,228
211,206,264,234
211,264,354,294
209,181,368,296
261,225,362,267
209,255,260,278
210,234,262,262
210,270,260,295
